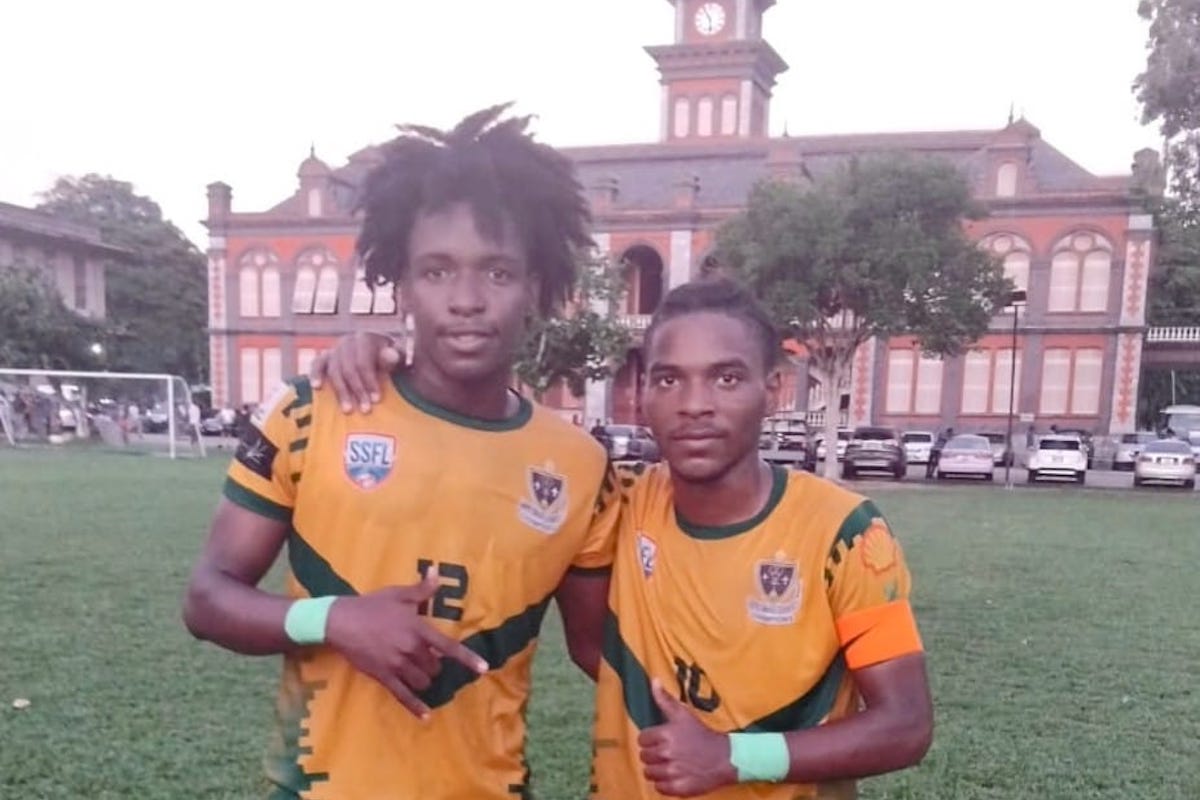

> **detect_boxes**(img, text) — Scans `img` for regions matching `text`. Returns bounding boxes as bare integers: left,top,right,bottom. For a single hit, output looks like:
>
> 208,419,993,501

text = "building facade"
204,0,1154,436
0,200,118,319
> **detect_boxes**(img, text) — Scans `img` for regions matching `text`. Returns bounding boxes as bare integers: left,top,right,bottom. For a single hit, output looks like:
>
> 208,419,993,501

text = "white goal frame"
0,368,198,459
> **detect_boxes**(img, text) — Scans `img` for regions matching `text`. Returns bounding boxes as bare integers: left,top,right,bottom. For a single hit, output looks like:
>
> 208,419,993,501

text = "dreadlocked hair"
355,104,592,316
645,278,782,370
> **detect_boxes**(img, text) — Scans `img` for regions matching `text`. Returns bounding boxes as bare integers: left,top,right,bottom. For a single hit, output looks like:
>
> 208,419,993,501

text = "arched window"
996,162,1018,197
307,188,322,218
981,233,1032,294
1048,232,1112,312
237,249,280,318
295,248,339,314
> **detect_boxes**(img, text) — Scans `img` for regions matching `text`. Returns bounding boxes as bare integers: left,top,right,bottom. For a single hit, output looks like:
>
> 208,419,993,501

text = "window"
1048,232,1113,312
313,267,340,314
262,348,282,392
914,356,943,414
886,350,915,413
1048,253,1078,311
293,267,317,314
961,351,991,414
307,188,322,218
351,269,397,315
239,267,259,317
238,249,279,318
885,350,943,414
1079,251,1111,312
720,95,738,135
996,162,1018,197
240,349,261,404
72,255,87,310
1070,349,1103,415
696,97,714,137
260,267,281,318
1039,349,1071,414
297,348,318,377
673,97,691,138
1003,252,1030,293
990,349,1022,414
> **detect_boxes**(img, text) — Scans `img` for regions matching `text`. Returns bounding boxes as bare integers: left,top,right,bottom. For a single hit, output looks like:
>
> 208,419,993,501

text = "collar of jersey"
674,464,789,541
391,371,533,432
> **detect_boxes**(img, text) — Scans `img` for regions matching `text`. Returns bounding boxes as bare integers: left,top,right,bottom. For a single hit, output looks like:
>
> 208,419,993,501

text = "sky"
0,0,1160,247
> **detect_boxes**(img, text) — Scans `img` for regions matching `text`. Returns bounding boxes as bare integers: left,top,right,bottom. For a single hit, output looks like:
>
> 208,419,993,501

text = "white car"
1027,435,1087,485
1133,439,1196,489
816,429,851,462
935,434,995,481
902,431,935,465
1113,431,1158,471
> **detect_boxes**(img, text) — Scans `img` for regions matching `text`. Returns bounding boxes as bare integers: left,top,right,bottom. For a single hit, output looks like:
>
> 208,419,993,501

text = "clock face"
694,2,727,36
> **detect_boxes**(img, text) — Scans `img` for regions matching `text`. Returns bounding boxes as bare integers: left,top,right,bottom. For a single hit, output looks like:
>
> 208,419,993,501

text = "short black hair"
355,104,591,315
644,278,781,369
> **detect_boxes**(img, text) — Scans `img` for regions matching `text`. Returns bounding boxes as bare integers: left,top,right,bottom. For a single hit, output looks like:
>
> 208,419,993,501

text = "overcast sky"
0,0,1158,247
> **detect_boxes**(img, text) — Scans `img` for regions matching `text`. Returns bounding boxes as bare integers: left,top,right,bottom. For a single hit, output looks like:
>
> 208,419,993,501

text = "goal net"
0,368,210,459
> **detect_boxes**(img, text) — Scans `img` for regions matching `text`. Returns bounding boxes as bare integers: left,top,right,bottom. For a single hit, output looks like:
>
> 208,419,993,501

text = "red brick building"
204,0,1154,436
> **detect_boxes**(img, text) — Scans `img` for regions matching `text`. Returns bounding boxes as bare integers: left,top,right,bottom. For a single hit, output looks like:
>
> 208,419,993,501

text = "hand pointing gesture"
326,569,488,719
638,680,736,797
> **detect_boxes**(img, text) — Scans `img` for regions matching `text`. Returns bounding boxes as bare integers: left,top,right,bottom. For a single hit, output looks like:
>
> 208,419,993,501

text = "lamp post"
1004,289,1027,488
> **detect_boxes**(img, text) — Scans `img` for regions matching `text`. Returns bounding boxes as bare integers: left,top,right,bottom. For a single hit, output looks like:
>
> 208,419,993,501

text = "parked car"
144,404,171,433
902,431,935,465
1113,431,1158,471
598,424,660,463
815,429,852,462
934,434,995,481
1055,428,1095,469
1027,435,1088,485
1133,439,1196,489
842,426,905,481
979,432,1014,466
759,414,811,470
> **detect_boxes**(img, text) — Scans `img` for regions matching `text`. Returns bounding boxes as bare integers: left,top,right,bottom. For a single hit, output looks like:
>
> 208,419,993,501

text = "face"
401,202,534,386
643,311,779,484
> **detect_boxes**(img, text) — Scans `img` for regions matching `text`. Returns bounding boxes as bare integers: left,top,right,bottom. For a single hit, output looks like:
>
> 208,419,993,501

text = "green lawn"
1,449,1197,799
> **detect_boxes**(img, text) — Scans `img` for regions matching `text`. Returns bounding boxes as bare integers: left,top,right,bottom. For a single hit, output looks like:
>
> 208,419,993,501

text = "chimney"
206,182,232,221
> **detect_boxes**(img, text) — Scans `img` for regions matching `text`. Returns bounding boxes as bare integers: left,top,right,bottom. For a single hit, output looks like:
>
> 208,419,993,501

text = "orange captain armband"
834,600,923,671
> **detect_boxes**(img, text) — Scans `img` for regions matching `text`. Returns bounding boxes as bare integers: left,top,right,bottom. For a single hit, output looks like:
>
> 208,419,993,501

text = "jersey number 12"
416,559,469,621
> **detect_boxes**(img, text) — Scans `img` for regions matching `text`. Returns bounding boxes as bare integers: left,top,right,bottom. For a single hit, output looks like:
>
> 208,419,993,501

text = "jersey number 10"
416,559,469,621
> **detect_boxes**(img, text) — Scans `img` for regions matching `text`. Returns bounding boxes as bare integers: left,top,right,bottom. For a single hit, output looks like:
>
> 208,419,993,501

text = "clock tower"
647,0,787,142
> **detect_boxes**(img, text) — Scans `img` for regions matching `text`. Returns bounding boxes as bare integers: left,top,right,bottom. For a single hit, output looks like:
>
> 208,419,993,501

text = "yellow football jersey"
591,464,922,800
223,372,620,800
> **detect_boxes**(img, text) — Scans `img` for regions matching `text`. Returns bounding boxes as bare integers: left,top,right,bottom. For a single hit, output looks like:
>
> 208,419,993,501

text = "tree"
716,156,1011,478
1134,0,1200,414
0,266,107,370
37,175,208,383
515,254,631,402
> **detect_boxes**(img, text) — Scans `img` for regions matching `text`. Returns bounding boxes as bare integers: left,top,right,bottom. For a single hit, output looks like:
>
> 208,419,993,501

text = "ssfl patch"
343,434,396,490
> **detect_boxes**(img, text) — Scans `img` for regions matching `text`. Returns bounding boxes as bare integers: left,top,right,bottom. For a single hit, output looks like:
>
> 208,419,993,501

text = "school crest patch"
519,464,567,534
343,434,396,490
747,555,802,625
636,533,657,578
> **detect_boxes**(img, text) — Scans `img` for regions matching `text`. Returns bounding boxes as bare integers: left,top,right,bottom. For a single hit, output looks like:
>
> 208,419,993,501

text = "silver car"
934,434,995,481
1113,431,1157,471
902,431,935,465
1133,439,1196,489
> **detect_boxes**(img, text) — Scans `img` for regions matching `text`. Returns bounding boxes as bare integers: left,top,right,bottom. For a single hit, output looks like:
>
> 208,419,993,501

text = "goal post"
0,367,201,459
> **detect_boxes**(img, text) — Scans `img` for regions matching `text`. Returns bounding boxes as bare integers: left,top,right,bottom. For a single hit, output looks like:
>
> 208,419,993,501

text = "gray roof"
0,201,131,256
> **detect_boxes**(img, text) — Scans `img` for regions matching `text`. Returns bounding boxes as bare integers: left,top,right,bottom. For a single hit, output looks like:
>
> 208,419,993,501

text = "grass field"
1,449,1198,799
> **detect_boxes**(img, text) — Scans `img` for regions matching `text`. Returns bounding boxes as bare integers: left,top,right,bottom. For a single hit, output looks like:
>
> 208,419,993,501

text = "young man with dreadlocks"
182,106,621,799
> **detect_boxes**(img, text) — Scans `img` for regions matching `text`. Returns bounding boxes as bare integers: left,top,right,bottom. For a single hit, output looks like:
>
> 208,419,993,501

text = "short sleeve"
826,500,923,670
222,379,311,523
569,460,632,573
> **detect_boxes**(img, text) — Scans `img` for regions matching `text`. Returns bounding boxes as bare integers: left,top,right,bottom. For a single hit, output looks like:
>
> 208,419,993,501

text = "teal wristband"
284,597,337,645
728,732,789,783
